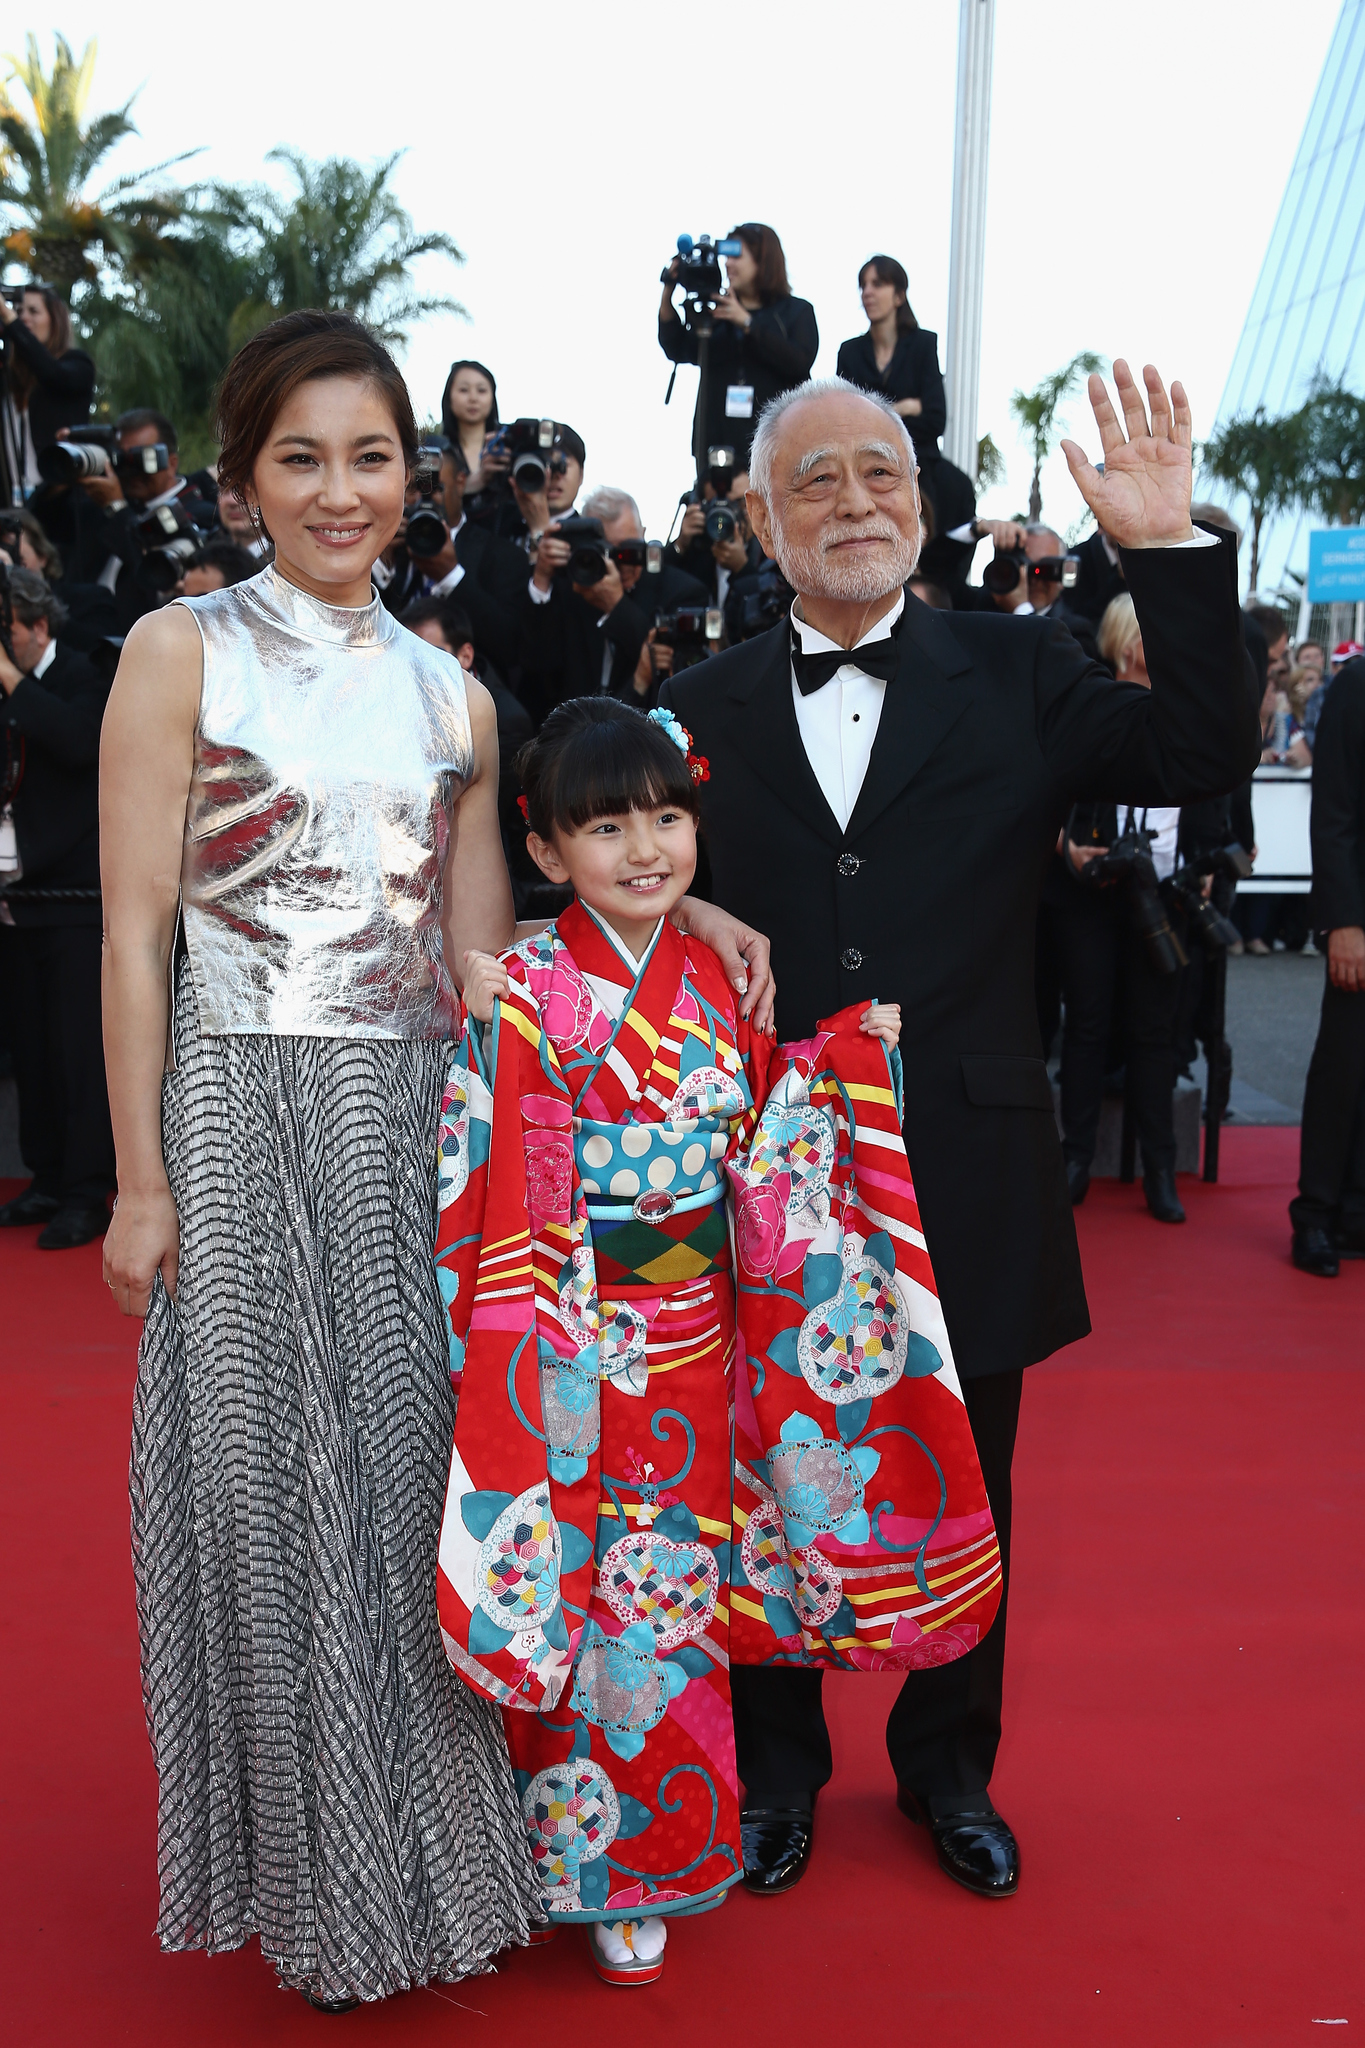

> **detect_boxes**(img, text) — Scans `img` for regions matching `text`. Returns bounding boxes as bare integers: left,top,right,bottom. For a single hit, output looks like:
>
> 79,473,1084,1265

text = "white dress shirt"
1117,804,1181,880
790,593,902,831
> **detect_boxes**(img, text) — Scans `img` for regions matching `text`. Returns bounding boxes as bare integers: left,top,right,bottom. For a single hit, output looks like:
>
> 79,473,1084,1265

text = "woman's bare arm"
442,676,516,984
100,605,202,1315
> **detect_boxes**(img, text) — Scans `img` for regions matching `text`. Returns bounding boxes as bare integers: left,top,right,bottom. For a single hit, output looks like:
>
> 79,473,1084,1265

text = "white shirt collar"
31,638,57,680
791,590,905,658
141,478,186,514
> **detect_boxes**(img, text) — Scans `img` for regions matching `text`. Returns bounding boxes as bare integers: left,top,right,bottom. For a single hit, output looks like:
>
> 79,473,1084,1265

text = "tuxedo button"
836,852,862,878
840,948,863,971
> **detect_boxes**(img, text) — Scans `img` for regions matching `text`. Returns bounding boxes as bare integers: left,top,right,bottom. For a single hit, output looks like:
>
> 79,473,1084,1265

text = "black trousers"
1055,885,1181,1176
1289,973,1365,1234
0,921,115,1206
731,1368,1023,1818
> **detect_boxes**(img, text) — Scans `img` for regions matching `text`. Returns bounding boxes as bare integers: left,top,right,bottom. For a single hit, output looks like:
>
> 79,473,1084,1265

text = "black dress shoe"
1143,1168,1186,1224
1066,1158,1090,1206
740,1806,813,1895
1293,1227,1340,1277
897,1788,1019,1897
36,1204,109,1251
301,1991,360,2013
0,1187,60,1228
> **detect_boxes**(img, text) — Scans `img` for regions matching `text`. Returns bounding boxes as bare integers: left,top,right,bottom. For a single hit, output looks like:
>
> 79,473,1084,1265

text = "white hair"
747,376,915,502
582,485,642,530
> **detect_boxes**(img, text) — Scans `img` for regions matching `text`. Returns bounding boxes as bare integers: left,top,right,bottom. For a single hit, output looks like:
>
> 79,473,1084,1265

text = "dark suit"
382,520,529,675
659,297,818,469
662,533,1255,1809
0,640,115,1207
1291,658,1365,1236
55,481,216,639
0,326,95,502
518,562,708,725
835,328,947,456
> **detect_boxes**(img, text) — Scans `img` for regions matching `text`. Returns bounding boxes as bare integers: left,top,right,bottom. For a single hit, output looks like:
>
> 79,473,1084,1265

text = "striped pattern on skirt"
129,979,534,2003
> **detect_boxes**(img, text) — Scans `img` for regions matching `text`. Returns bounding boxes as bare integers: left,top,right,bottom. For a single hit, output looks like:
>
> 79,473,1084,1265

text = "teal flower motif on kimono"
764,1412,881,1548
570,1619,690,1762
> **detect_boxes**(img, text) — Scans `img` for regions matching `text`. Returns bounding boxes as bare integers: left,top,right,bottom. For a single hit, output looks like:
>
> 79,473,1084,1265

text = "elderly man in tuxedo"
662,365,1256,1900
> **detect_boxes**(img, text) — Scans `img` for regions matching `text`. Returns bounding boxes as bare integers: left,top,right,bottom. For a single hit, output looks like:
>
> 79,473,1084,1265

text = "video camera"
485,417,564,494
405,443,451,559
664,234,744,334
982,547,1080,597
37,425,172,487
654,603,723,671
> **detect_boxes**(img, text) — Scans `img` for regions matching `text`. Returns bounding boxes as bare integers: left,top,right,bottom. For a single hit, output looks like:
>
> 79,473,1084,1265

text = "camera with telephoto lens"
37,426,171,487
132,500,206,593
654,603,723,671
551,515,611,586
607,538,664,579
405,443,450,559
484,417,561,493
1163,842,1255,954
981,546,1080,596
1071,810,1188,974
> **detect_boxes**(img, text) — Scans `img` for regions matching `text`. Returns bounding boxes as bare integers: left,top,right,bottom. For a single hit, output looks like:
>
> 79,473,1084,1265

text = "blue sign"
1308,527,1365,601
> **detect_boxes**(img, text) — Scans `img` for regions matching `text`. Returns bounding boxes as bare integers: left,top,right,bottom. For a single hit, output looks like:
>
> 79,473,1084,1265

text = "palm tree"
209,149,464,350
0,33,195,288
1300,377,1365,530
1010,352,1105,521
1199,404,1308,592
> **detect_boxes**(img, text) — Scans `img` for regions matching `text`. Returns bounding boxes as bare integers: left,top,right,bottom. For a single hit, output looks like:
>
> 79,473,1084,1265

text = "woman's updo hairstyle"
214,308,419,505
516,698,700,842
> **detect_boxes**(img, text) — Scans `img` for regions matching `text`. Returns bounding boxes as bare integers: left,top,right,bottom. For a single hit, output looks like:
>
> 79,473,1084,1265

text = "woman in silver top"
100,310,773,2012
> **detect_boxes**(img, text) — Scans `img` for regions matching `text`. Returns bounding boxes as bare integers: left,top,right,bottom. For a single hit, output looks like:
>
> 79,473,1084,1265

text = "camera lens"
983,548,1026,594
406,507,449,557
37,441,111,484
512,451,547,492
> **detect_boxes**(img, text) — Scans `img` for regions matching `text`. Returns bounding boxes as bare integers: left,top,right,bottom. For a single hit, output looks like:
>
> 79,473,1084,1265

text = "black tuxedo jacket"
662,534,1256,1378
1309,656,1365,931
1,640,109,928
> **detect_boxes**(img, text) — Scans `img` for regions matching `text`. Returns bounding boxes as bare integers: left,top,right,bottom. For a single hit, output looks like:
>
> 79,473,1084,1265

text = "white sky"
7,0,1343,570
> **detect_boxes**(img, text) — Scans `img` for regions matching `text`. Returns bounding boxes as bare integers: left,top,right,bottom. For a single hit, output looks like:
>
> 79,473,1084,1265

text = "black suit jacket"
2,324,95,455
1,640,109,928
1309,656,1365,932
835,328,947,453
662,536,1256,1378
383,521,532,672
659,297,819,467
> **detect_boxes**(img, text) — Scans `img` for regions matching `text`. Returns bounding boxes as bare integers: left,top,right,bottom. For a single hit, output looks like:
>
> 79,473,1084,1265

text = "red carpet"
2,1129,1361,2046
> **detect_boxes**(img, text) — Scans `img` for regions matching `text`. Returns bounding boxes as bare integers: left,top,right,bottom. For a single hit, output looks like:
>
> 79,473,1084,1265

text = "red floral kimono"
433,901,1001,1924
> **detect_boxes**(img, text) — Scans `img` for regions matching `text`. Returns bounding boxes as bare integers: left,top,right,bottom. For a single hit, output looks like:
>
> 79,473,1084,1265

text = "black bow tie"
791,629,901,697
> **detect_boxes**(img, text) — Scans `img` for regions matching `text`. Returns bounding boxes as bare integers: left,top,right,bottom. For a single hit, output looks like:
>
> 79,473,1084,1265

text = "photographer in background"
835,255,945,457
37,409,214,639
0,508,62,582
1052,594,1187,1224
441,359,501,495
959,521,1100,657
519,485,707,722
667,461,763,605
659,224,817,472
0,567,114,1248
400,593,540,914
0,284,95,506
382,442,528,674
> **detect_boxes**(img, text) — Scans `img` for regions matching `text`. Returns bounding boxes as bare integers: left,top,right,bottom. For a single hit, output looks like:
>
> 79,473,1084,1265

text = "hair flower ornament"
648,707,710,786
516,794,530,824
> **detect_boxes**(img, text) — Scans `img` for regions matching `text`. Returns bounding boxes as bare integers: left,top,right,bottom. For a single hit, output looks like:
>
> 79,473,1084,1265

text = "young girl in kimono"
435,698,1000,1986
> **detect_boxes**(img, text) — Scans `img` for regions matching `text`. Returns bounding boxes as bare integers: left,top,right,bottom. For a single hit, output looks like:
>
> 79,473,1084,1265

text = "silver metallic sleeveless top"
177,565,473,1039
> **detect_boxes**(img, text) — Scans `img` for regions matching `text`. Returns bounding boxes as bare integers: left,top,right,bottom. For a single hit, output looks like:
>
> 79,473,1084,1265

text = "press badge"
725,384,755,419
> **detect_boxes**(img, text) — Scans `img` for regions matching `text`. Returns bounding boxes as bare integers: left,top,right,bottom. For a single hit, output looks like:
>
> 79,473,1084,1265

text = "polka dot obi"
574,1112,732,1291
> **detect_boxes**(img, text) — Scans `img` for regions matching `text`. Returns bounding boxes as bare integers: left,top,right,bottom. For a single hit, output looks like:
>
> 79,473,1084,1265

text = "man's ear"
527,830,569,884
745,489,776,562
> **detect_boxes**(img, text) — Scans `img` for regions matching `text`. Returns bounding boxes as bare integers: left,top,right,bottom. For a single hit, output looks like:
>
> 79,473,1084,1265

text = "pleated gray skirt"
130,981,534,2003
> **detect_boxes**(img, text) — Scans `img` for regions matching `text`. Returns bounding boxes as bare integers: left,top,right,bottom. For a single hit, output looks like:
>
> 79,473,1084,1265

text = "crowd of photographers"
0,230,1340,1247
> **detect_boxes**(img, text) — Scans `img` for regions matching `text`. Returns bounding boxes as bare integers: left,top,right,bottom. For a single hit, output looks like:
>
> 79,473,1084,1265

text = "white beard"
771,520,920,603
